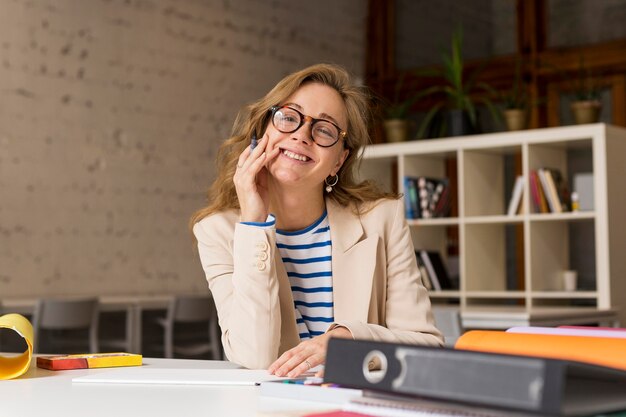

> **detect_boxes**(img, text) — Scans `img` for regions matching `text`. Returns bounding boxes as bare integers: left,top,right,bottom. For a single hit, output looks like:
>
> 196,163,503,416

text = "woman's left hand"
268,326,352,378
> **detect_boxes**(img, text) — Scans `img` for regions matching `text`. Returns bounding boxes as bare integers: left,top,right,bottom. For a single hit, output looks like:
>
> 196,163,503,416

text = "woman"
191,63,443,377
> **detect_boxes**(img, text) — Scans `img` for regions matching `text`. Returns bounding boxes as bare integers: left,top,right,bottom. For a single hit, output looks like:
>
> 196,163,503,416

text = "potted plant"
383,97,413,143
500,59,529,131
382,74,417,142
569,57,602,124
415,28,500,139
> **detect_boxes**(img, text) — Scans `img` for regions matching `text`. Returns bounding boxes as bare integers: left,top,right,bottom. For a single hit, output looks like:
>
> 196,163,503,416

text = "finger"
236,147,251,170
237,135,267,171
286,354,322,378
268,348,297,375
264,146,281,165
282,349,324,378
274,349,311,377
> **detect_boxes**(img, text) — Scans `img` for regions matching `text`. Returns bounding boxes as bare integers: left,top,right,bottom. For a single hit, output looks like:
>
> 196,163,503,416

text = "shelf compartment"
358,155,397,193
462,145,522,217
413,224,460,291
529,219,596,292
527,138,593,214
402,153,458,220
463,223,525,292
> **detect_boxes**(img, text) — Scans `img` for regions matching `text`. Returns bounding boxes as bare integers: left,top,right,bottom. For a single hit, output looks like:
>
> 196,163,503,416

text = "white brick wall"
0,0,366,297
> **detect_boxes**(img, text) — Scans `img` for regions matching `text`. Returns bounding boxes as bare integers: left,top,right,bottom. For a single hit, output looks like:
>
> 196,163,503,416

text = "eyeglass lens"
273,107,340,147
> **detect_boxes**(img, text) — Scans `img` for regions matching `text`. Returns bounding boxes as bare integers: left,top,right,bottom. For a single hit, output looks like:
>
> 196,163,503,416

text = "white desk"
4,358,335,417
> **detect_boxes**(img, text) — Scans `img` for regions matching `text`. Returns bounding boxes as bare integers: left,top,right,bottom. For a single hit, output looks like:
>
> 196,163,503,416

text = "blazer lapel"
327,199,378,323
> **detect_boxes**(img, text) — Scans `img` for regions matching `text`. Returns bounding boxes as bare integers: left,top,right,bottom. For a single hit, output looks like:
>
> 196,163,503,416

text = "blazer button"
256,251,268,261
256,261,266,271
256,241,268,251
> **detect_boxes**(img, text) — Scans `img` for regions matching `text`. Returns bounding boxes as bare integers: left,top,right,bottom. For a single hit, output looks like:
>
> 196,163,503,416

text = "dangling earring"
325,174,339,193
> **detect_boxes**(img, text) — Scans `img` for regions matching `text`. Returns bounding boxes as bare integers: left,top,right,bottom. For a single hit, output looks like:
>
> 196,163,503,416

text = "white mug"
562,270,578,291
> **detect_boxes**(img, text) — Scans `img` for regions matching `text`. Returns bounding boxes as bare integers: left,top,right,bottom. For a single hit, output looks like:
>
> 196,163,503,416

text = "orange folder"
455,330,626,371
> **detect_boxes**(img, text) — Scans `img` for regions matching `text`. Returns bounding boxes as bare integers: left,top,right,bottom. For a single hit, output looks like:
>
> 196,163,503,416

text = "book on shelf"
529,170,548,213
403,176,450,219
414,252,433,290
418,250,454,291
403,177,416,219
506,175,524,216
536,168,570,213
324,337,626,417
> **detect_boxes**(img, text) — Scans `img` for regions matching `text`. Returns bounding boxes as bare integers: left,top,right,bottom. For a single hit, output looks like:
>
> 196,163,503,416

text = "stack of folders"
260,376,362,404
318,329,626,417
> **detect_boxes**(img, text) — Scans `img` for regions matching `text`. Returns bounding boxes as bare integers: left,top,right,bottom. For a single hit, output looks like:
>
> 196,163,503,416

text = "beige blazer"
193,198,443,369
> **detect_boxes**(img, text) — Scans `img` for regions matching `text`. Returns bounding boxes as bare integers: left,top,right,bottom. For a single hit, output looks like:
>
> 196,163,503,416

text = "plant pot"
446,109,475,137
570,100,602,125
383,119,409,142
503,109,527,131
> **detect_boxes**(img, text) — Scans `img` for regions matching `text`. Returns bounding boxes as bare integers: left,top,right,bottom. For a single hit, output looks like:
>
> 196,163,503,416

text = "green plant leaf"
416,103,444,139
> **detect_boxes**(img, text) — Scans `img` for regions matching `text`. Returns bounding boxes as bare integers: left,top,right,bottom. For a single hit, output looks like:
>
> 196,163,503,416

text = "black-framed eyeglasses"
270,106,347,148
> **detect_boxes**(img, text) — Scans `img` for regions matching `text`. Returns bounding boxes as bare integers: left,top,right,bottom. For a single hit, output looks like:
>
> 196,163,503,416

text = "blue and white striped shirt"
276,211,334,341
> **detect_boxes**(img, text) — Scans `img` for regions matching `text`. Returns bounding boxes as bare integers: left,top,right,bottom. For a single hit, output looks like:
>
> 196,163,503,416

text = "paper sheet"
0,313,34,380
73,367,286,385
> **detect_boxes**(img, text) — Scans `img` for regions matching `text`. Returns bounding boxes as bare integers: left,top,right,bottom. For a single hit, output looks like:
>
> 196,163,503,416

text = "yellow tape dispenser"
0,314,34,379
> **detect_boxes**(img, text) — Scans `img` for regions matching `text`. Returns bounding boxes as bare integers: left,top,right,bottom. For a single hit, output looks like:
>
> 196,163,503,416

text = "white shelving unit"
360,124,626,328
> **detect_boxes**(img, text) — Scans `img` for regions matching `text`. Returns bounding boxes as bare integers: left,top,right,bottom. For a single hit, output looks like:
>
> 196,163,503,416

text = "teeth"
283,149,309,162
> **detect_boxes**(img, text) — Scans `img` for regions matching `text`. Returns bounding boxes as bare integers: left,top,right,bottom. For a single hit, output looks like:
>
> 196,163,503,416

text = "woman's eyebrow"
319,112,342,128
284,102,343,128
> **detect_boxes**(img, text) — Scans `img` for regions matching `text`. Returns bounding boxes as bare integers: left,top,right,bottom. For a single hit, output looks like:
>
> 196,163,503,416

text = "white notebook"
72,367,285,386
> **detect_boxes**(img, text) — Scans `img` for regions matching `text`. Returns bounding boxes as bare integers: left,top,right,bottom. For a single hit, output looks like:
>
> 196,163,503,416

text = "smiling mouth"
282,149,311,162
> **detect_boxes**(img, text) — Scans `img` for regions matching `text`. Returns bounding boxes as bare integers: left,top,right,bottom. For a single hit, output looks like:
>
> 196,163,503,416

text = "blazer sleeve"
331,199,444,346
193,216,282,369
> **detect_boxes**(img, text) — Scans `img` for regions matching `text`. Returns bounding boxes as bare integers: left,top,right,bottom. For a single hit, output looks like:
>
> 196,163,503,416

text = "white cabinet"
360,124,626,327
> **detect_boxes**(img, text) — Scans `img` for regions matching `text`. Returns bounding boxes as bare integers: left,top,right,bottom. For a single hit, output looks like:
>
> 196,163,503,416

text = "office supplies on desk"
323,338,626,416
260,377,362,404
0,313,34,380
72,367,284,385
37,352,142,370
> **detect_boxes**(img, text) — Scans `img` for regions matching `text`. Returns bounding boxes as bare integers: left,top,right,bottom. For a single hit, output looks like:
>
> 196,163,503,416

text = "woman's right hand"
233,134,281,223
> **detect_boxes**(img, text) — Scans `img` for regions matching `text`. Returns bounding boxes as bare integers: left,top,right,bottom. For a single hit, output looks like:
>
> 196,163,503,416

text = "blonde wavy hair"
190,63,398,226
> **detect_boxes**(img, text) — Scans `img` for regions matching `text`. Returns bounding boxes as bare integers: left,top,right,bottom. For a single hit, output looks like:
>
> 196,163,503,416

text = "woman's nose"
290,122,313,145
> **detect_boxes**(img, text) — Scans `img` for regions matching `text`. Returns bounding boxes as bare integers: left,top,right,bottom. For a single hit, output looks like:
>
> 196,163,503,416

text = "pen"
250,133,258,150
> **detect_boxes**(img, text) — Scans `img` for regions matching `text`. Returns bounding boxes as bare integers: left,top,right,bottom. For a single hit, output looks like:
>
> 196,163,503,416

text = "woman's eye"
315,125,335,138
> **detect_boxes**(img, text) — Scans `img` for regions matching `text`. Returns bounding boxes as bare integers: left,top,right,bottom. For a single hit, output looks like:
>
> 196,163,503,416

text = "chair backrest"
32,297,100,353
432,306,463,347
169,295,215,323
34,298,99,330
